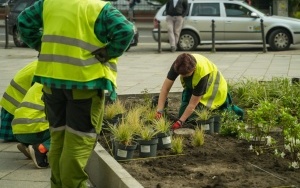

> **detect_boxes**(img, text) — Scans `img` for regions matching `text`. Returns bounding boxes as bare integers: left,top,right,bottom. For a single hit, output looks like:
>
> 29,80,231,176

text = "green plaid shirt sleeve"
17,0,43,51
0,108,16,141
95,4,134,58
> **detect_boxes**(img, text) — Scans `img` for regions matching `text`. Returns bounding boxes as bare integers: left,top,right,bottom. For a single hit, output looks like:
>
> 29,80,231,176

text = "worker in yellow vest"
12,83,50,169
17,0,134,186
0,61,38,158
155,53,243,130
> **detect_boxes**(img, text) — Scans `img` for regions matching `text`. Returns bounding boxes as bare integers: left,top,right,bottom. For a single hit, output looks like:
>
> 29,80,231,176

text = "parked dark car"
0,0,18,19
7,0,36,47
7,0,139,50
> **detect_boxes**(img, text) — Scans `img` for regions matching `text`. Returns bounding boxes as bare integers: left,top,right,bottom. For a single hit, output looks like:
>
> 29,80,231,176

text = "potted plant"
103,99,126,128
152,117,172,150
136,124,159,158
107,119,137,161
193,107,214,134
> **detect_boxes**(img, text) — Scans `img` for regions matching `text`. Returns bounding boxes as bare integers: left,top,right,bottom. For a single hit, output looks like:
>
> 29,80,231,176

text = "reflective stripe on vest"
180,54,227,109
18,102,44,111
2,93,20,110
12,117,47,125
40,35,117,72
37,0,117,86
1,79,28,111
11,83,48,134
10,79,27,95
206,71,221,108
0,61,37,115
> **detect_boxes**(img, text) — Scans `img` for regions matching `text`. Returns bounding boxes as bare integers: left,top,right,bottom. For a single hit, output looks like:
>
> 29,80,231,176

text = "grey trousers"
166,15,184,48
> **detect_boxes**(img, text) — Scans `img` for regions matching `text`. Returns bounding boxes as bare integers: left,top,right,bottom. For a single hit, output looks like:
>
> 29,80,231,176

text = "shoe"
171,46,176,52
28,144,49,169
17,143,31,159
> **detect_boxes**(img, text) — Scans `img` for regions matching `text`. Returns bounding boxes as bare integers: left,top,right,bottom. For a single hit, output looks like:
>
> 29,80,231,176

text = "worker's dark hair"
173,53,196,75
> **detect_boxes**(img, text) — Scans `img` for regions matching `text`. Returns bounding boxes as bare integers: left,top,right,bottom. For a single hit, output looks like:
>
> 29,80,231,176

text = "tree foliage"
288,0,300,16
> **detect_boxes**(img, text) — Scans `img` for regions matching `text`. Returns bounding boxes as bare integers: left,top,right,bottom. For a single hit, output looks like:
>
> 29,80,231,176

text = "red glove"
155,110,163,119
172,120,183,130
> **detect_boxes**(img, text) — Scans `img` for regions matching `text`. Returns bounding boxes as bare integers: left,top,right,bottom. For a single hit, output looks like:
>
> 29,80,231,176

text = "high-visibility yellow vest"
36,0,117,87
0,61,37,115
11,83,48,134
180,54,227,109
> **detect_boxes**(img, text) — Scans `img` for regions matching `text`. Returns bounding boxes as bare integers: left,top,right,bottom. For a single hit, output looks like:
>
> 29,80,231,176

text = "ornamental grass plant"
192,126,205,147
171,136,184,154
152,117,172,134
108,119,135,146
104,99,126,120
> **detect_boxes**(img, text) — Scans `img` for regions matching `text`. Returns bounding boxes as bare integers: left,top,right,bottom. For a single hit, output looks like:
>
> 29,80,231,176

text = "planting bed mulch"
98,93,300,188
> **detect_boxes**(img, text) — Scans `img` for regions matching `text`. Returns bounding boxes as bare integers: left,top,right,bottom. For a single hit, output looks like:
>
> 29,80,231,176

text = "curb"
85,143,144,188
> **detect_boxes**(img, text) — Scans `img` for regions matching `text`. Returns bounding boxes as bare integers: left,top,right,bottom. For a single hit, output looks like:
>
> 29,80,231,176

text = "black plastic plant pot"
292,77,300,85
102,113,124,133
138,137,158,158
151,95,168,109
114,141,137,161
197,117,214,134
157,132,172,150
212,115,221,134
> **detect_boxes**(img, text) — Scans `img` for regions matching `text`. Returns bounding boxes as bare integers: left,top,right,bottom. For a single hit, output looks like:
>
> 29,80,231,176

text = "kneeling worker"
12,83,50,169
155,53,243,130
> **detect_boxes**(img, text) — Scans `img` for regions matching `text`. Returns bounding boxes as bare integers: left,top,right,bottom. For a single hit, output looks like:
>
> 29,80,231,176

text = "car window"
224,3,251,17
0,0,8,4
13,1,27,11
162,3,191,16
191,3,220,17
0,0,17,6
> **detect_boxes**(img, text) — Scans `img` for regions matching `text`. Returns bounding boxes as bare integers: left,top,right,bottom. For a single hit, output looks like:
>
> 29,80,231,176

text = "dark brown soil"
99,93,300,188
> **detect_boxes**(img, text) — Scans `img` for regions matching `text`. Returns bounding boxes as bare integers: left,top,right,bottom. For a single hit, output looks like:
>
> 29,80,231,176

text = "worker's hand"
172,120,183,130
155,111,163,119
92,48,109,63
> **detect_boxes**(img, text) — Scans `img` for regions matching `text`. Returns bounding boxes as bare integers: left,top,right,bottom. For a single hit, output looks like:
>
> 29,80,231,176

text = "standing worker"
17,0,134,187
165,0,188,52
155,53,243,130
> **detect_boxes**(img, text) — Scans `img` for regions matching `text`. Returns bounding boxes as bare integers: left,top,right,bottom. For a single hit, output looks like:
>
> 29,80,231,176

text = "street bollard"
158,20,161,53
5,15,9,49
211,19,216,53
260,19,267,53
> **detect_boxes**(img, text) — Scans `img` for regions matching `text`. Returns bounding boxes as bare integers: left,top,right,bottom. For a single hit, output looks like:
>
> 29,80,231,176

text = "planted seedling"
192,126,205,147
171,136,184,154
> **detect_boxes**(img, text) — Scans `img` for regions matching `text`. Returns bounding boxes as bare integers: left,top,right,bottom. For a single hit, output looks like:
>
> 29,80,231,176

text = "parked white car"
152,0,300,51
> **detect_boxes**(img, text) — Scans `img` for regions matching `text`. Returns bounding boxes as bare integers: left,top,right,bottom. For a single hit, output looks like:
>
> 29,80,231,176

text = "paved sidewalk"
1,45,300,187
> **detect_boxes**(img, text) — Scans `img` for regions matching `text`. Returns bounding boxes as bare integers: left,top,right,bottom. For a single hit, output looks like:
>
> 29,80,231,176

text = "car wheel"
178,30,199,51
13,28,27,47
268,29,291,51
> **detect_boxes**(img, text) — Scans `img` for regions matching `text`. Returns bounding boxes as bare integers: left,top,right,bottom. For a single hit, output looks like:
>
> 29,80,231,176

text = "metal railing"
156,19,268,53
